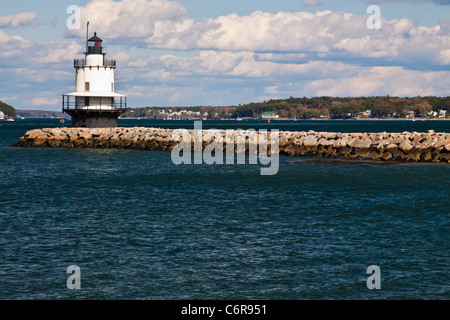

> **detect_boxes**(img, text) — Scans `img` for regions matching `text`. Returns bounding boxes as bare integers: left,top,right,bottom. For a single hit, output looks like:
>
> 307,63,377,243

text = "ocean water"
0,119,448,300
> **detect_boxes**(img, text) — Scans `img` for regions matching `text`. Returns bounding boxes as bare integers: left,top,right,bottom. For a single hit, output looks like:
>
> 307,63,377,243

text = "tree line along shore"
122,96,449,120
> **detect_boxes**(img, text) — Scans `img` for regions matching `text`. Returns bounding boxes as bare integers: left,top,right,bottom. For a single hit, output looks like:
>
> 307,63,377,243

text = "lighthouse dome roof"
88,32,103,42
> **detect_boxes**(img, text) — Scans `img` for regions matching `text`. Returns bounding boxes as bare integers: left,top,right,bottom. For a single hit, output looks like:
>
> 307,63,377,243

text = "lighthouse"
62,29,127,128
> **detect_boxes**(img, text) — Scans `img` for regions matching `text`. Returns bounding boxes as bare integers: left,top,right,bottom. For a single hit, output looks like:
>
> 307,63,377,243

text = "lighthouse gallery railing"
62,95,127,111
74,59,116,68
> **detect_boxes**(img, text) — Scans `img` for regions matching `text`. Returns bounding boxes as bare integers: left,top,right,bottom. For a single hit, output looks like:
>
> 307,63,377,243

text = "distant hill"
16,110,67,119
122,96,449,120
0,101,16,118
231,96,450,119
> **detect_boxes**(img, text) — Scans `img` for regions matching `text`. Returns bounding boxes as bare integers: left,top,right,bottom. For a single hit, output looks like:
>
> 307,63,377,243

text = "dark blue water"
0,119,449,299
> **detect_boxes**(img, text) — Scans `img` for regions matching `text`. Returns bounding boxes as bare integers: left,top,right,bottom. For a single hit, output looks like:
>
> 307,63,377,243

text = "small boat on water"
6,118,15,122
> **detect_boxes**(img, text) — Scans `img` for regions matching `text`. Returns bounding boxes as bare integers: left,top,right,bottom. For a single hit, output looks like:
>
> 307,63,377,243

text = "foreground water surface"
0,119,448,299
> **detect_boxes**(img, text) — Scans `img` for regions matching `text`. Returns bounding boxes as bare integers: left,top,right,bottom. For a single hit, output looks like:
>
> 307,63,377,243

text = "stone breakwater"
13,127,450,163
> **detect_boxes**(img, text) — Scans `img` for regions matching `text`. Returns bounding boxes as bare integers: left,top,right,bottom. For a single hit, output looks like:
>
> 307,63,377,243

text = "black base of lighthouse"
65,110,125,128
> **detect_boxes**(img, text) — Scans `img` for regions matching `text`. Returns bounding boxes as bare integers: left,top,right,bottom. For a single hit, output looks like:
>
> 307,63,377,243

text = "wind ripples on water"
0,119,448,299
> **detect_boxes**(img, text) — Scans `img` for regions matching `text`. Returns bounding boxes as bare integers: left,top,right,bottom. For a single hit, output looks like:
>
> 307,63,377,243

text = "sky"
0,0,449,111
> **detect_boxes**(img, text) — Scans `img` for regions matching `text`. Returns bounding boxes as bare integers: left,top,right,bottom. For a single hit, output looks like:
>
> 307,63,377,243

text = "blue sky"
0,0,449,110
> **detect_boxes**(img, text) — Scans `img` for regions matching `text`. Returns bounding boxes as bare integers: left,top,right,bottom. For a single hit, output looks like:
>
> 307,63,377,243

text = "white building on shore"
258,111,279,119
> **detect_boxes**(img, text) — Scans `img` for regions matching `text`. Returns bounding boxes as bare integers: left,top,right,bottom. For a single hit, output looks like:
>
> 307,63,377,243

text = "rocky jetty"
13,127,450,163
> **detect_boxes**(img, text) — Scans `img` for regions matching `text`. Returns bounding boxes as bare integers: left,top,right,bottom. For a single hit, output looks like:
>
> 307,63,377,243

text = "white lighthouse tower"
62,29,127,127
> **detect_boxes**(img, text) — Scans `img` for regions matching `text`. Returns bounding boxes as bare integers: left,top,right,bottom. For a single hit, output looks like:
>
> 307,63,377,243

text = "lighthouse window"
88,41,101,47
85,82,90,91
111,83,114,91
85,97,90,106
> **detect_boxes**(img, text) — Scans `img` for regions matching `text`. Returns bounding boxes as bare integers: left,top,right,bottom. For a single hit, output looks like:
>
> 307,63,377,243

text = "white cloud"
65,0,193,44
65,1,450,69
30,96,60,107
0,12,37,28
0,95,19,102
32,42,83,64
0,30,33,59
2,0,450,110
370,0,450,5
304,0,323,6
152,10,449,67
0,29,81,66
69,1,448,68
115,49,450,103
304,66,450,97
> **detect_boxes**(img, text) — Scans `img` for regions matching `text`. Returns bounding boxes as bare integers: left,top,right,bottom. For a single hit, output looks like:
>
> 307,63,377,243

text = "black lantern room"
86,32,103,55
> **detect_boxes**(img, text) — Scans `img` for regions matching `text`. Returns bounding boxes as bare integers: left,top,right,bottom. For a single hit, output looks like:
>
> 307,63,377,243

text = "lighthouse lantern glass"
88,41,101,47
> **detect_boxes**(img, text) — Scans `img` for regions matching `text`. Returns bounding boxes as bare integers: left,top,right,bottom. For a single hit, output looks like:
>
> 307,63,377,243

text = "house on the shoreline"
258,111,279,119
358,109,372,117
405,110,415,118
426,110,447,118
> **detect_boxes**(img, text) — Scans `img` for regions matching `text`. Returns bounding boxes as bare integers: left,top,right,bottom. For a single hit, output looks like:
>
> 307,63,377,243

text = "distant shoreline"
13,114,450,121
119,117,450,121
